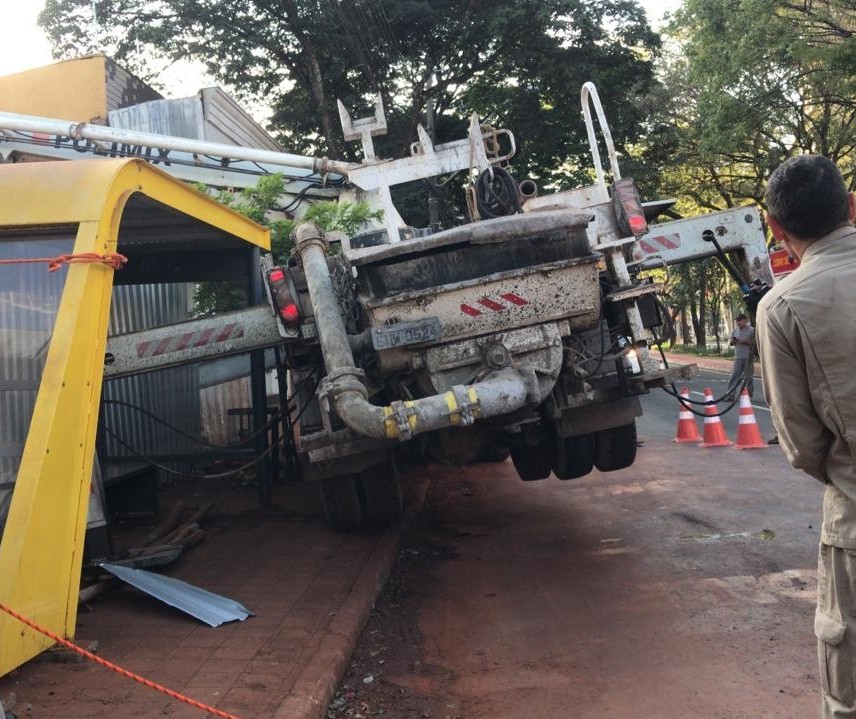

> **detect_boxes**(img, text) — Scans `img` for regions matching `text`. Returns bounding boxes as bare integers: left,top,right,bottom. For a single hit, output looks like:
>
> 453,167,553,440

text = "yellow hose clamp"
388,400,418,441
452,385,480,427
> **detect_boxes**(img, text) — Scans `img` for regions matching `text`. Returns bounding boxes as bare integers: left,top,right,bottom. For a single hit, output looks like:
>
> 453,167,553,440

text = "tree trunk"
711,304,722,353
696,275,708,349
680,308,691,346
690,299,703,349
281,0,343,157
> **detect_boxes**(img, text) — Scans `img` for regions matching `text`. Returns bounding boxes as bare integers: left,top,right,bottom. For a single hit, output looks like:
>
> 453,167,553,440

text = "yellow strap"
383,401,417,439
468,387,480,417
445,391,460,426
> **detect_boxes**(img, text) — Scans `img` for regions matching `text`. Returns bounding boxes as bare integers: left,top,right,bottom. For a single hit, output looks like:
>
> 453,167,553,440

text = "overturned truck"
256,85,773,530
0,82,774,533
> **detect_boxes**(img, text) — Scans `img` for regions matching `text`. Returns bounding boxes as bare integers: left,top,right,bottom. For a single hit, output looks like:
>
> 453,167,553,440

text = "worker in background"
724,313,755,401
757,154,856,718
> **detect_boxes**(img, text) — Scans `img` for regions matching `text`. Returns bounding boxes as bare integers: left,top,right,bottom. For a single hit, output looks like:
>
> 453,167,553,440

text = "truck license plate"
371,317,441,350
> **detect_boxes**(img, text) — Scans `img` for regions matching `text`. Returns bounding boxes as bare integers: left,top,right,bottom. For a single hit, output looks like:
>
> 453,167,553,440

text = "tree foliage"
660,0,856,212
645,1,856,348
39,0,663,190
192,174,382,316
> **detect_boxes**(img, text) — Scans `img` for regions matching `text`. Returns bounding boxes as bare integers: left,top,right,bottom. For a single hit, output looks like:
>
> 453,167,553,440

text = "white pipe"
580,82,622,195
0,111,358,177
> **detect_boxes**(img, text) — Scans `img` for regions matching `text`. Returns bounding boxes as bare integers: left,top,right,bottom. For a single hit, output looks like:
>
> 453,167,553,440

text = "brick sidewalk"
0,475,426,719
662,351,762,377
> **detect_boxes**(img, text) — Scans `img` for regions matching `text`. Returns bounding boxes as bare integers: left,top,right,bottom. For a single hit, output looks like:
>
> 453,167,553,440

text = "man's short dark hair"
736,313,747,320
765,154,850,240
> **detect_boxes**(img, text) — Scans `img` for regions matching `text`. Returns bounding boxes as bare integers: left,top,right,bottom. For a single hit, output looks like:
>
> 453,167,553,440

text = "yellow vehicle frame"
0,159,269,676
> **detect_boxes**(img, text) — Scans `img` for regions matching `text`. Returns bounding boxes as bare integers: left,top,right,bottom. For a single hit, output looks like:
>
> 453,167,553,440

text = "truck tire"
594,421,637,472
358,453,403,528
551,431,594,480
318,475,363,532
510,440,551,481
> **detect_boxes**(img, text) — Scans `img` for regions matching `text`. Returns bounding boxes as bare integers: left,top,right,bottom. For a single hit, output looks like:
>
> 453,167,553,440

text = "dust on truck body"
260,83,772,531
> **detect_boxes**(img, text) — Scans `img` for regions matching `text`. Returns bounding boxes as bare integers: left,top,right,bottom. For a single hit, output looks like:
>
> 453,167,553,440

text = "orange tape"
0,253,128,272
0,602,242,719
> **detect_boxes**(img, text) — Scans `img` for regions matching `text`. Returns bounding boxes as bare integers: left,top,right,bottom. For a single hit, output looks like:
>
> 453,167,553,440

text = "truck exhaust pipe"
294,223,531,441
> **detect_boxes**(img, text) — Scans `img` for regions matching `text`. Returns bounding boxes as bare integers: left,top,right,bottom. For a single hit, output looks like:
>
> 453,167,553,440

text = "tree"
39,0,663,194
665,256,736,350
643,1,856,348
659,0,856,211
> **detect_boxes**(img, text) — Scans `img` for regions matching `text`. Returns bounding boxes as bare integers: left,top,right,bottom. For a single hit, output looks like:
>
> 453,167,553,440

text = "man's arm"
757,300,832,482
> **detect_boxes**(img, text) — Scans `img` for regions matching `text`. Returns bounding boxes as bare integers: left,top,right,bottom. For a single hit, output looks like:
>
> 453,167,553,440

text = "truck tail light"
267,267,301,327
612,178,648,238
280,303,300,325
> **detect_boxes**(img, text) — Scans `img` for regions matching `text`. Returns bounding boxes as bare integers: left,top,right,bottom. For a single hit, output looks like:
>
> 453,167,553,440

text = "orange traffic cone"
674,387,701,443
699,387,732,447
733,389,767,449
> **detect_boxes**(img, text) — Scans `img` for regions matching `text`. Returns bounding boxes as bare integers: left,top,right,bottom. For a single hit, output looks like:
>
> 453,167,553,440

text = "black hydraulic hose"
101,371,320,450
567,289,609,378
703,229,752,295
652,331,746,417
475,167,522,218
98,422,283,480
661,383,742,418
102,399,280,449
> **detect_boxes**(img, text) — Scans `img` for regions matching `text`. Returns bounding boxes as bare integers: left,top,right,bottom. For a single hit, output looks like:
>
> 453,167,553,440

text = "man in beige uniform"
757,154,856,717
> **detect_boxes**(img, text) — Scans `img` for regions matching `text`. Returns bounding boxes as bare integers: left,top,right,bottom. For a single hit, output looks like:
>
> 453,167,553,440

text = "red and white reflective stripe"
738,392,757,423
638,233,681,255
678,391,693,420
703,389,721,423
136,322,244,358
460,293,530,317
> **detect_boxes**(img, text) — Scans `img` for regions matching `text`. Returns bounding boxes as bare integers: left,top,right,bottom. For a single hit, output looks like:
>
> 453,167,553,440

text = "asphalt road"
332,373,822,719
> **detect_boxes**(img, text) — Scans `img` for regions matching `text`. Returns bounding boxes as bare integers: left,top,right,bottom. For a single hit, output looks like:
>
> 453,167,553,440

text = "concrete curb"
662,352,762,378
273,476,430,719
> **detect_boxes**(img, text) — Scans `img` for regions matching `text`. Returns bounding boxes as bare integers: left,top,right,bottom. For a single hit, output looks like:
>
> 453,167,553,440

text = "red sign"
770,248,800,277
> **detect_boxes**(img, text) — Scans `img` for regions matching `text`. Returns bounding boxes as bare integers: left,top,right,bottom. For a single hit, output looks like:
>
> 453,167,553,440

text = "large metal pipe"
0,111,357,177
294,223,532,441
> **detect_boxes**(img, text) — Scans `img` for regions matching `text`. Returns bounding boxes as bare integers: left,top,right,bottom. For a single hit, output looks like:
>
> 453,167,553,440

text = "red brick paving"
0,476,418,719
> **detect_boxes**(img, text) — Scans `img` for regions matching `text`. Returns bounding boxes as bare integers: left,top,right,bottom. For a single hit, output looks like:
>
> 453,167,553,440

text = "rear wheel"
594,421,637,472
358,453,403,528
551,430,594,480
318,474,363,532
510,438,551,481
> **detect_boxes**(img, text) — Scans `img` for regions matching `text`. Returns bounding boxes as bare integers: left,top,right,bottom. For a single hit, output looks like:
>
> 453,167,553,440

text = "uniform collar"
801,225,856,261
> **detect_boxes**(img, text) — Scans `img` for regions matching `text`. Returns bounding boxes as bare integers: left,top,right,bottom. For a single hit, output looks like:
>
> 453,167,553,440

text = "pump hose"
475,167,522,218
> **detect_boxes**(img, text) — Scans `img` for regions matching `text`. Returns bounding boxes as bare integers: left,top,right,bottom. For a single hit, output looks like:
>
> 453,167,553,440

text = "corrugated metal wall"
101,283,201,473
109,88,282,151
200,88,283,151
107,98,204,141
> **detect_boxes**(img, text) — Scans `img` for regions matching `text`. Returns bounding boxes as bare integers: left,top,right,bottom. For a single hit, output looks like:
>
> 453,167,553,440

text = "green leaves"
191,173,382,315
39,0,664,193
660,0,856,214
302,202,384,237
